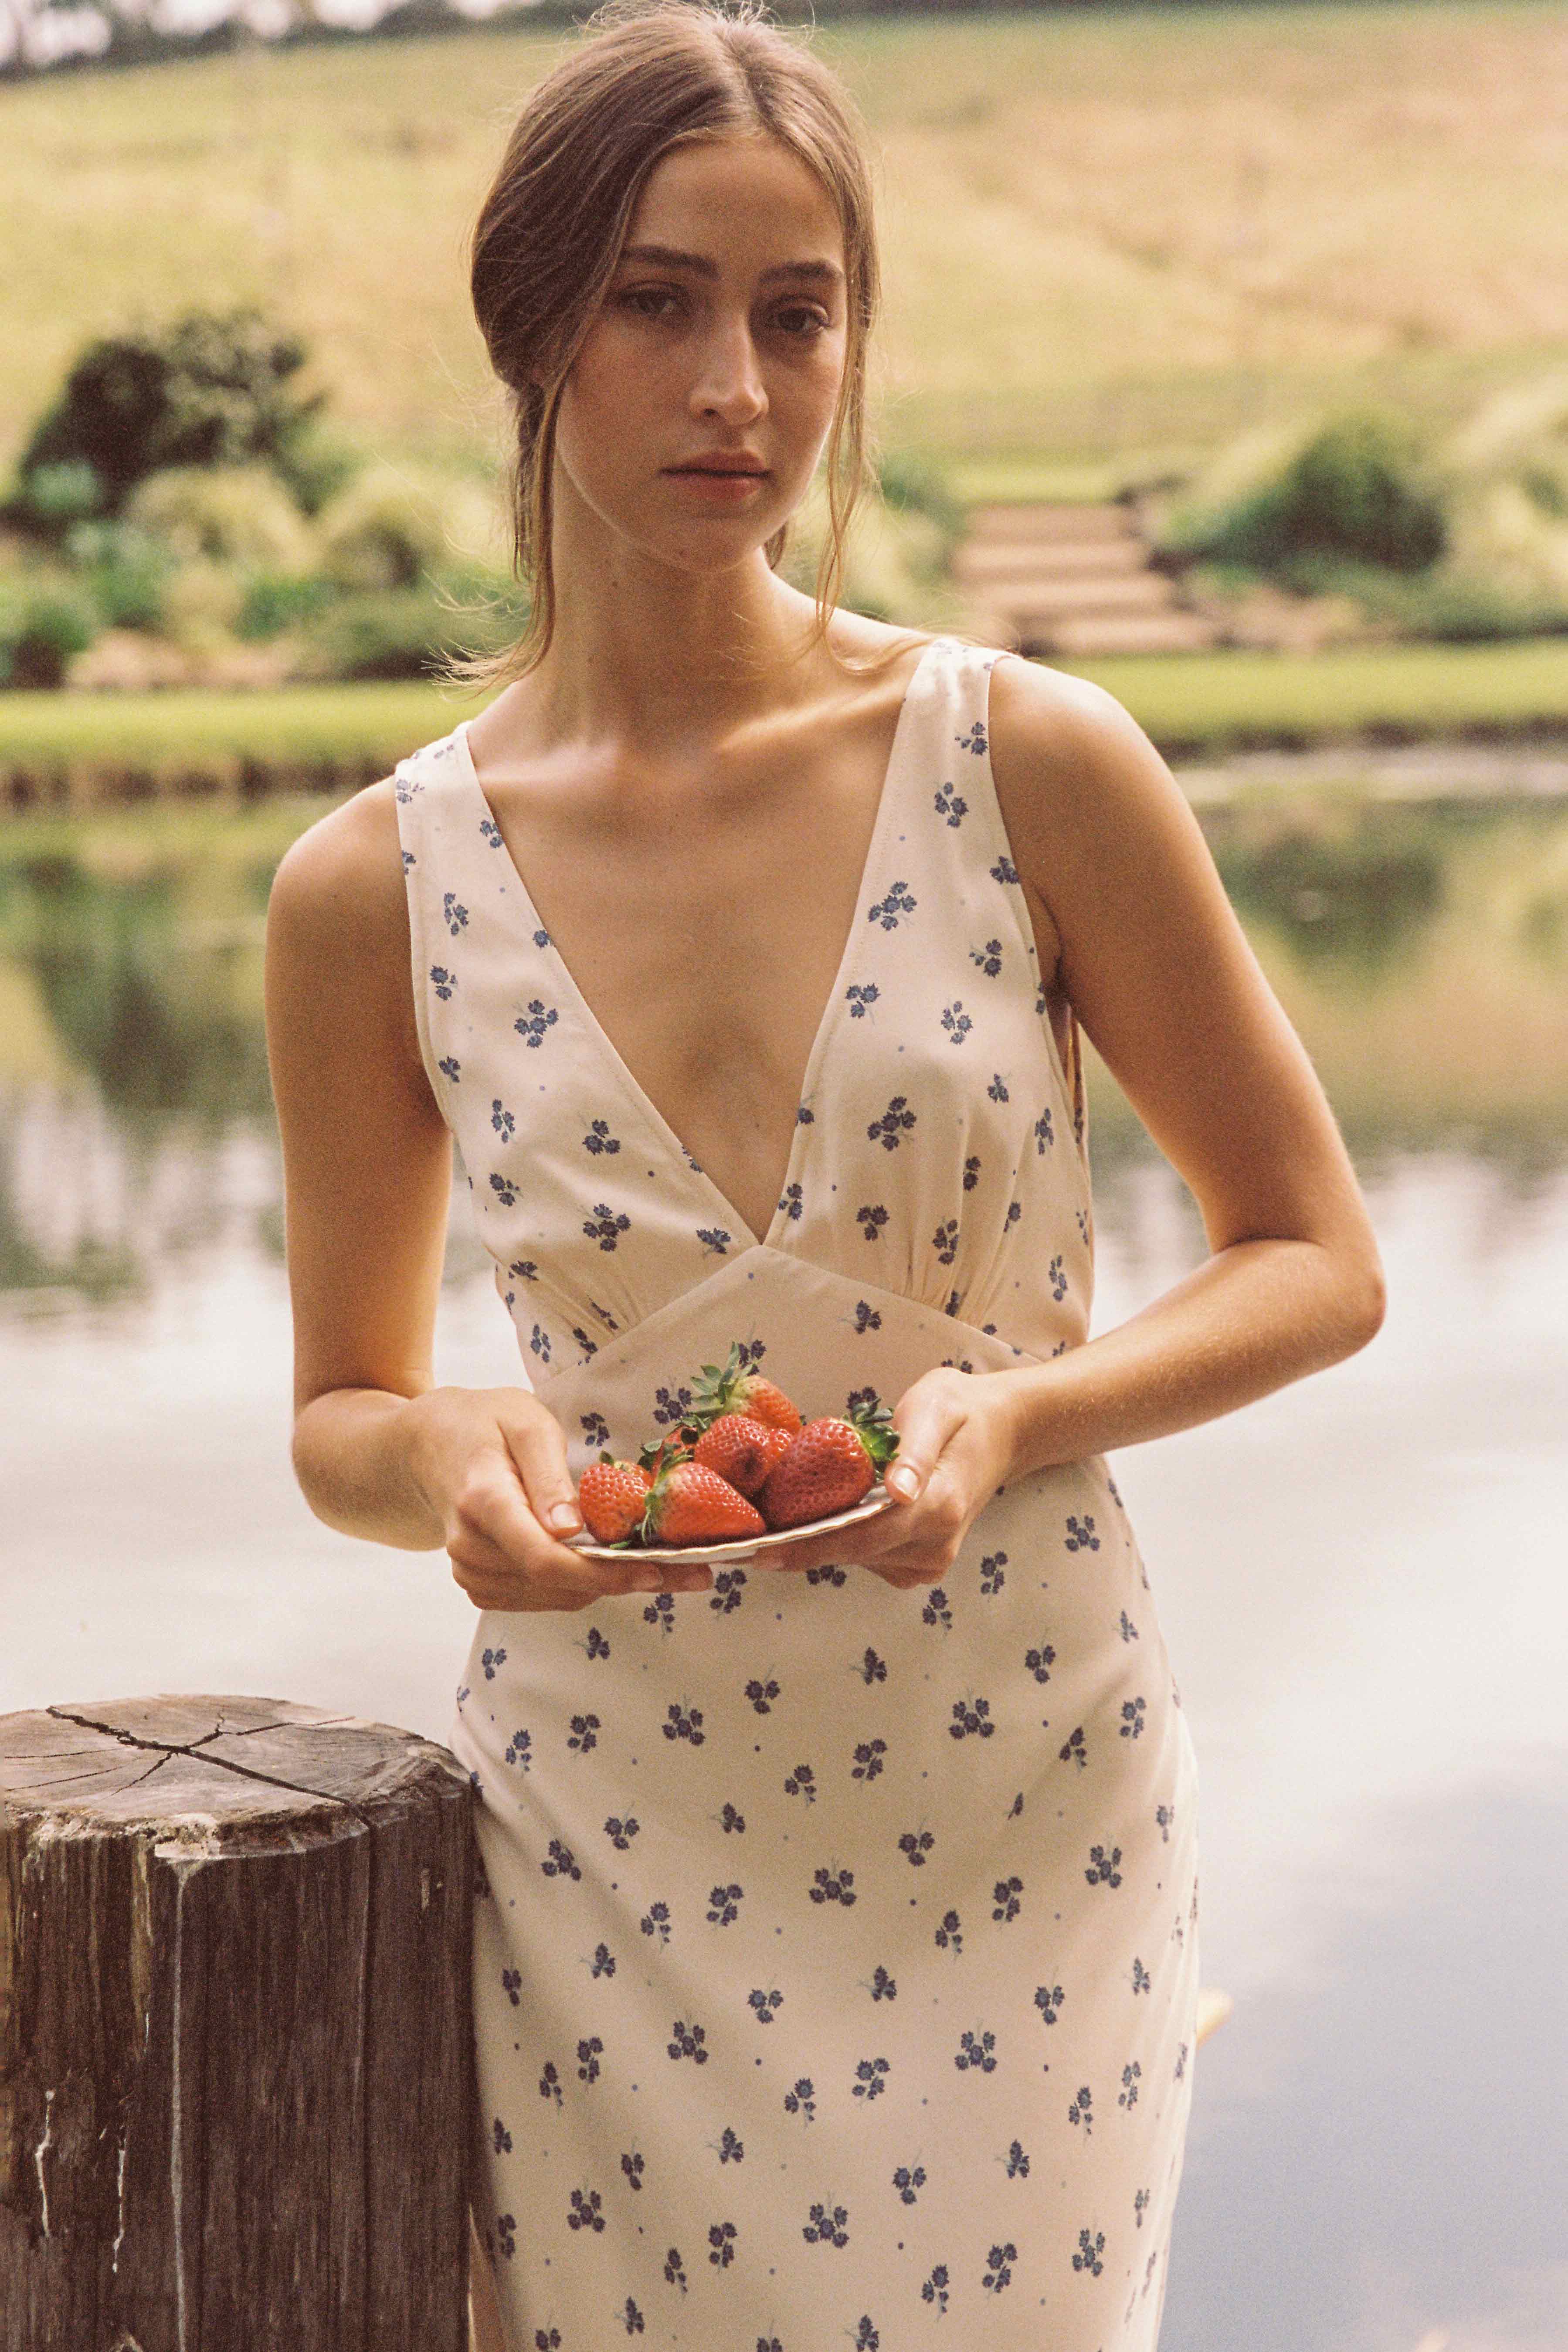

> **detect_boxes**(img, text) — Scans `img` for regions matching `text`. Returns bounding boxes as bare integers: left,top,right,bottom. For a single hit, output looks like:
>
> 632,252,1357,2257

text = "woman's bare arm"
746,659,1388,1591
983,657,1386,1480
266,782,458,1547
265,782,697,1610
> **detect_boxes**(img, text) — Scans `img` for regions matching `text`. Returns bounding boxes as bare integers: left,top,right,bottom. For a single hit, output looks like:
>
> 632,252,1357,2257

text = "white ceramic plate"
570,1486,896,1567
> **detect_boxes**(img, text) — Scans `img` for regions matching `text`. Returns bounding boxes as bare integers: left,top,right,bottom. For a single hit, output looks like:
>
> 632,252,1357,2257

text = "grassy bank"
1062,638,1568,758
3,4,1568,478
0,680,480,804
3,640,1565,809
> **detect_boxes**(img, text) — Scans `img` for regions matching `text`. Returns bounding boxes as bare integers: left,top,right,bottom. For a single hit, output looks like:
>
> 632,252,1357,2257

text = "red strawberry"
759,1397,900,1531
689,1343,803,1437
693,1412,794,1499
641,1459,766,1548
577,1455,653,1545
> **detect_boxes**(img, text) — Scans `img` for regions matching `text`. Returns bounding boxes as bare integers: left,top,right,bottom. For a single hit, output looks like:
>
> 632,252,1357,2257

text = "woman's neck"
519,487,826,760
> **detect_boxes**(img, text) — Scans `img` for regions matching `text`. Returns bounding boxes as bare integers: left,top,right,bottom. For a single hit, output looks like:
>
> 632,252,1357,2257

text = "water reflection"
1,795,1566,1303
1210,806,1446,973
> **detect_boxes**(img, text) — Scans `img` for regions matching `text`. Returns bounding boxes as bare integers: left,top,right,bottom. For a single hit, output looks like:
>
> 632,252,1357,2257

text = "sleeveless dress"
394,635,1200,2352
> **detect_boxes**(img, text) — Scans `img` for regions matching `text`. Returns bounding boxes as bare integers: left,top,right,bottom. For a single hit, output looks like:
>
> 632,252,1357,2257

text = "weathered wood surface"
0,1694,476,2352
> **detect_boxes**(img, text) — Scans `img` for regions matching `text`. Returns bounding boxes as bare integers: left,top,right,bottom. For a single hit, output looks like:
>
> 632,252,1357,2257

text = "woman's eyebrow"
617,243,844,287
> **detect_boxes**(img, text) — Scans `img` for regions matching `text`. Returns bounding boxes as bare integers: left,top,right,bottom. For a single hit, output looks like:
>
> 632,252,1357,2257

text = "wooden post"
0,1694,476,2352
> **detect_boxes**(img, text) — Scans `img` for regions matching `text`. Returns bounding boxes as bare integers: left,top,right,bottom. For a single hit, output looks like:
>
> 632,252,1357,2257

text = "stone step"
1047,611,1219,656
952,538,1148,585
983,572,1181,622
964,502,1140,546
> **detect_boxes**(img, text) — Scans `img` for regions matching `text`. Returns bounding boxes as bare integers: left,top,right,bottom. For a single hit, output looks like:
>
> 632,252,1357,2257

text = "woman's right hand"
406,1384,711,1612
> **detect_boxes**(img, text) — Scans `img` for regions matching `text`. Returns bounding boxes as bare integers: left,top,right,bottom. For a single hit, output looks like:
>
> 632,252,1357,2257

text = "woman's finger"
451,1515,708,1611
497,1398,584,1541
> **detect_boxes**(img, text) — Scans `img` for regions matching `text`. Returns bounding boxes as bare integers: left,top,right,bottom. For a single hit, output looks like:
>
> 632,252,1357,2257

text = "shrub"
1165,412,1448,578
63,520,173,632
10,310,322,529
0,582,99,689
269,421,364,518
122,466,319,574
237,574,336,642
299,588,458,681
316,465,506,594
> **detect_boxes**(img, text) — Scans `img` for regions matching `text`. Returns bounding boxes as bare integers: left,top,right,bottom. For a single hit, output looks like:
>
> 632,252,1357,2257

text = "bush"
122,466,319,575
316,464,507,594
63,520,173,632
9,310,323,529
299,588,459,681
1165,412,1448,577
237,574,336,642
269,420,364,518
1308,559,1568,644
0,582,99,689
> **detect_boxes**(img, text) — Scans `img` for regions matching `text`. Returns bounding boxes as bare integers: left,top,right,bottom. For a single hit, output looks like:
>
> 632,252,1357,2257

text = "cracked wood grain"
0,1694,475,2352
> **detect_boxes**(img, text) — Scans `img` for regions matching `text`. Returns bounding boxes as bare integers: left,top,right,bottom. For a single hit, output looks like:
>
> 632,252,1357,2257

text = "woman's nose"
690,317,767,422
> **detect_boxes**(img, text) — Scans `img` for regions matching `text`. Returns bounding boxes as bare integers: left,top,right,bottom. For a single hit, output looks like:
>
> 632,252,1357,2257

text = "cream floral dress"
395,634,1200,2351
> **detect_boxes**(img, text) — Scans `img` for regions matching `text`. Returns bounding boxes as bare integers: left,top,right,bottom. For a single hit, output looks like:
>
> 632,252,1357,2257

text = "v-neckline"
454,635,945,1257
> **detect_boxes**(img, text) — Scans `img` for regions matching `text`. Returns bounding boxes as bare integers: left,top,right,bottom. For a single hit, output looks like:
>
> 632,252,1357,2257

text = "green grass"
3,3,1567,482
2,641,1563,802
1060,638,1568,754
0,679,482,789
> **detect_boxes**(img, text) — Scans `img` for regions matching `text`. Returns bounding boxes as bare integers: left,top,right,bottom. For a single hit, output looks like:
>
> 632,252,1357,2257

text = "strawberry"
641,1459,766,1548
693,1412,794,1498
637,1432,694,1479
758,1397,900,1531
577,1455,653,1545
689,1343,803,1438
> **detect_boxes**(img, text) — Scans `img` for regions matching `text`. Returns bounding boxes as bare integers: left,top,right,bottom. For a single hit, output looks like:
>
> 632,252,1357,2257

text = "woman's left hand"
764,1368,1022,1591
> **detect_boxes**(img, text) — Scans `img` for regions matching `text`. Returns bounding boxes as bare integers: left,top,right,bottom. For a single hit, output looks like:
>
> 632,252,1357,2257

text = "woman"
265,3,1385,2345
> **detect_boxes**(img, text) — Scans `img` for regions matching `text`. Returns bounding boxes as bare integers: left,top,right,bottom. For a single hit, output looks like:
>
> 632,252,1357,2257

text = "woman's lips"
664,467,769,499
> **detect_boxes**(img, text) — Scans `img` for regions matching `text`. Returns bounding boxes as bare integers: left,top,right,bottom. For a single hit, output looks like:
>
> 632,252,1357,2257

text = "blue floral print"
514,999,558,1047
867,881,916,930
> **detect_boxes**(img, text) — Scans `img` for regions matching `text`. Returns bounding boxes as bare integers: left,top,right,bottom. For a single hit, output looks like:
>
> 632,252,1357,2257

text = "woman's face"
553,132,849,575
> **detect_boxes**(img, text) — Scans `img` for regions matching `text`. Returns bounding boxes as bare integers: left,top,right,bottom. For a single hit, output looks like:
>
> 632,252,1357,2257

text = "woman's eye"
619,288,681,319
775,307,830,338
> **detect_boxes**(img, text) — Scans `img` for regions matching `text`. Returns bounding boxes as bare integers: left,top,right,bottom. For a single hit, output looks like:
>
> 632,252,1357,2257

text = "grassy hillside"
3,2,1567,485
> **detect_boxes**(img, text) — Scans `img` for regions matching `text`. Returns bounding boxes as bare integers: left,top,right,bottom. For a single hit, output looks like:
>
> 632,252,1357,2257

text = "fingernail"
888,1466,920,1500
550,1503,582,1533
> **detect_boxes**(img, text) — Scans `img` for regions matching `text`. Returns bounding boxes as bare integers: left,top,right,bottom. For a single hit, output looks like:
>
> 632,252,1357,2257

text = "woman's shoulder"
987,645,1160,808
267,774,410,971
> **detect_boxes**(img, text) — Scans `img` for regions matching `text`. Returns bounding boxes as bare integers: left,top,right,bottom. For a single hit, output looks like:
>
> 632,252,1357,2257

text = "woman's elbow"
1335,1237,1388,1356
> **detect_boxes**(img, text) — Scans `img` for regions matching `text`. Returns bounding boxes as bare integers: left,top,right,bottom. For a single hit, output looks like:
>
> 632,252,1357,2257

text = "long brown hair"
460,0,898,684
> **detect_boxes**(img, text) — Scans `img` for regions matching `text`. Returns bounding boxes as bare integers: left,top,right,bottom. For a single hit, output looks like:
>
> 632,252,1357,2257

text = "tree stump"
0,1694,476,2352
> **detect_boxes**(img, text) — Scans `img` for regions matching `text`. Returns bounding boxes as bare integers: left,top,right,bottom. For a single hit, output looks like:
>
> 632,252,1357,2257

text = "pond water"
1,785,1565,2352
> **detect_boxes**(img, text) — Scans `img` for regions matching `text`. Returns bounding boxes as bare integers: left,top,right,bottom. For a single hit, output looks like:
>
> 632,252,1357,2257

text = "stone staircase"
952,501,1217,658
